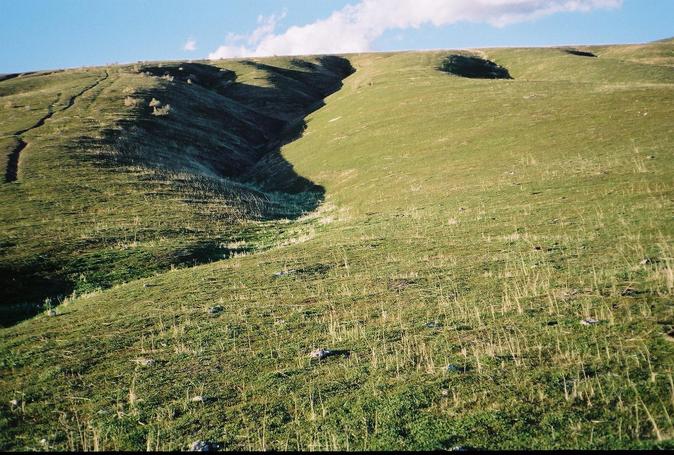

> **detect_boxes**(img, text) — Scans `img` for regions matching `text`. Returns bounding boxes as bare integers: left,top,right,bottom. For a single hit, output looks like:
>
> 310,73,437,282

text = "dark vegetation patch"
439,55,511,79
113,57,354,194
564,49,597,58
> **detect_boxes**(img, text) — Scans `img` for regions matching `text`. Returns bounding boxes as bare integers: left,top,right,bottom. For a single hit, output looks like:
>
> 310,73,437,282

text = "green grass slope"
0,56,353,325
1,43,673,450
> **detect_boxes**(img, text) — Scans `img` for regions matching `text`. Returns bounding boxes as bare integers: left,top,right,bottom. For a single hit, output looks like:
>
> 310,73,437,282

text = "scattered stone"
309,348,331,360
388,278,416,292
189,440,219,452
639,257,658,265
274,269,296,277
425,321,442,329
46,309,56,317
191,395,205,403
9,399,18,407
647,155,655,159
621,286,640,297
446,364,465,373
580,318,599,326
454,324,472,331
441,389,450,396
554,288,580,301
207,305,223,315
133,358,155,367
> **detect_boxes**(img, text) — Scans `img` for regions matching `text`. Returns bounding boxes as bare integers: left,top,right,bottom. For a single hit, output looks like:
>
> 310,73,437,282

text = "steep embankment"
1,42,673,450
0,57,353,324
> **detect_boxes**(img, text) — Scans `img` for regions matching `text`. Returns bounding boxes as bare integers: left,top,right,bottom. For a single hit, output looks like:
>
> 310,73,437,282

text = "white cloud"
183,38,197,52
209,0,621,60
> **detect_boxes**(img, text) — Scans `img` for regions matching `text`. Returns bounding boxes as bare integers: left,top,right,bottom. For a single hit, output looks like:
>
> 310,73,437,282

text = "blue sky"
1,0,672,73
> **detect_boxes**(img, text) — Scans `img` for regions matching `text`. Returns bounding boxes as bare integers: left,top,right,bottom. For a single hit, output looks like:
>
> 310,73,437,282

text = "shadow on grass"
0,56,354,326
439,54,512,79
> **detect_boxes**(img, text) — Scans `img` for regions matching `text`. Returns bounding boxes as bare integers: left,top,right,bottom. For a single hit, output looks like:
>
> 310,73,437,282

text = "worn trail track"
4,71,109,183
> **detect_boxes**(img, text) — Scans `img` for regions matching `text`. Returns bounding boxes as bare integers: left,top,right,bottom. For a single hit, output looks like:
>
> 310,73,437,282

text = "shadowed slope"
0,56,353,325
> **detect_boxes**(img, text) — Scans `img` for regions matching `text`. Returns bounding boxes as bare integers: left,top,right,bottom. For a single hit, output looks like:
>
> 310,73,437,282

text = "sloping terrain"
1,42,673,450
0,56,353,325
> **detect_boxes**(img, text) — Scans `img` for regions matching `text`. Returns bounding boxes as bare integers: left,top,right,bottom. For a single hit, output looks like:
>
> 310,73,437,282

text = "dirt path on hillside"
4,71,110,183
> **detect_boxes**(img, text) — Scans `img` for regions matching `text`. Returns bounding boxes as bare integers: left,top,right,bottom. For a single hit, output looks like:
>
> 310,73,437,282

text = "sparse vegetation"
0,41,673,450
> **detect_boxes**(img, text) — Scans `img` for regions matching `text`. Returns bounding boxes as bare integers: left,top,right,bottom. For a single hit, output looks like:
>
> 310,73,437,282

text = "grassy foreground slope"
1,43,674,450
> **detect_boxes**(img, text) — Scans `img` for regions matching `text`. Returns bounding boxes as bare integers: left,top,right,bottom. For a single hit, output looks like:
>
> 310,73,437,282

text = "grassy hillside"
0,56,353,325
1,42,673,450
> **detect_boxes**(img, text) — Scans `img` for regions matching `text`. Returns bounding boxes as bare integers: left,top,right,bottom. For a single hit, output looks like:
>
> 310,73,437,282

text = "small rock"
9,399,19,407
191,395,205,403
446,364,464,373
46,309,56,317
441,389,449,396
133,358,155,367
580,318,599,326
621,287,639,297
207,305,223,315
425,321,442,329
189,440,219,452
647,155,655,159
639,257,657,266
274,269,296,277
309,348,331,360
